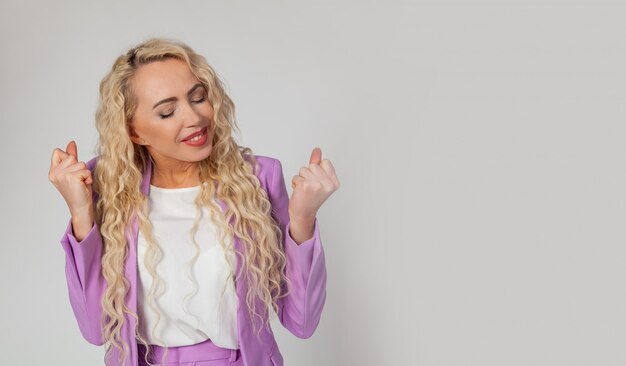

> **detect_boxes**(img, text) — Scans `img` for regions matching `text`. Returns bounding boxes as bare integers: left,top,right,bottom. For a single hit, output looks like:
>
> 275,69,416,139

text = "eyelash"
159,97,206,119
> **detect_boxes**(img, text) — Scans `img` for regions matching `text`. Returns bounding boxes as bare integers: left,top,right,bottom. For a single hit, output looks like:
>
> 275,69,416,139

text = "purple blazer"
59,154,327,366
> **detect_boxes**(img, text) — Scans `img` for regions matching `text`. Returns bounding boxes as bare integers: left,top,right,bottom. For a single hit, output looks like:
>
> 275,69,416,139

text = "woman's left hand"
288,147,340,223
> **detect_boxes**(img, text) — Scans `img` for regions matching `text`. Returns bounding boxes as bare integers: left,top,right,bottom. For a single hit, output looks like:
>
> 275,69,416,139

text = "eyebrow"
152,83,204,110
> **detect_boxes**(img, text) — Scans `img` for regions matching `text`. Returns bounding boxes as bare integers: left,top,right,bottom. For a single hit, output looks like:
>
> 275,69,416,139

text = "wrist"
70,204,94,224
69,202,93,216
70,208,95,243
288,215,316,245
288,208,316,224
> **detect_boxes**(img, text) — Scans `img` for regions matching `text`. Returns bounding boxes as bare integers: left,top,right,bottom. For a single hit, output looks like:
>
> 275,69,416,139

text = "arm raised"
266,158,327,339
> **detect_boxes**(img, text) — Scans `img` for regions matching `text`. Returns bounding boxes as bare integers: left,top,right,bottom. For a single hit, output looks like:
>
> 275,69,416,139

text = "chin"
191,145,213,162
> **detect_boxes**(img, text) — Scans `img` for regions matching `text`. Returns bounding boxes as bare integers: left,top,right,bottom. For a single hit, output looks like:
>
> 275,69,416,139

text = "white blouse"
136,183,239,349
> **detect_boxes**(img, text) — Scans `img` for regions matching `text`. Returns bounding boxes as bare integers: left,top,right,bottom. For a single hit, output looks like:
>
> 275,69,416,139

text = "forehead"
132,58,201,105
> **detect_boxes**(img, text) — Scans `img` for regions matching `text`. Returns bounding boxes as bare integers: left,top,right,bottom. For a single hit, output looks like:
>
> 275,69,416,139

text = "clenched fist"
48,140,95,240
289,147,340,222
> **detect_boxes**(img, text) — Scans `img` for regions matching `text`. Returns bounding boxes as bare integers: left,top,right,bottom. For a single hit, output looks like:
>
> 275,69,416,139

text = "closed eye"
159,97,206,119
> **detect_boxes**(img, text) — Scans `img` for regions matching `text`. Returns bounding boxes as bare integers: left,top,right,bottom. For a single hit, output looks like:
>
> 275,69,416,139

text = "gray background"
1,0,624,365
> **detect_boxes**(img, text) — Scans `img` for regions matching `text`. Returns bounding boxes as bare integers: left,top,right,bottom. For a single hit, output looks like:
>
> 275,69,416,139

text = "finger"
71,169,92,184
65,161,88,172
66,140,78,161
51,148,69,167
309,147,322,165
309,163,337,193
308,163,332,182
298,166,316,180
291,175,305,189
320,159,340,187
58,153,79,169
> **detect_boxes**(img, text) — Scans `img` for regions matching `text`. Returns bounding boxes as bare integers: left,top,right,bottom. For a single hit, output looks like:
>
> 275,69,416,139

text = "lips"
181,126,208,142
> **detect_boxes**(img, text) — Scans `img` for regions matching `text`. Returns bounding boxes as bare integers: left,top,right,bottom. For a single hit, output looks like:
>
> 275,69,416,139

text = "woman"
48,38,339,366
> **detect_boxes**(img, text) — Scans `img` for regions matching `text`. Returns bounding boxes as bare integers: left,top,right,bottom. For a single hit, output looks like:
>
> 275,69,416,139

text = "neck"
149,155,200,189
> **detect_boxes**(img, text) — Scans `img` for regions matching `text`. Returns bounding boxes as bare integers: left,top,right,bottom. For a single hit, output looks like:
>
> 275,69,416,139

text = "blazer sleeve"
58,158,107,346
266,158,327,339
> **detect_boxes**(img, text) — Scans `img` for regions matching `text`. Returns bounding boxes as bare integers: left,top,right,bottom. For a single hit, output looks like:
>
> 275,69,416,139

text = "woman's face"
128,57,215,165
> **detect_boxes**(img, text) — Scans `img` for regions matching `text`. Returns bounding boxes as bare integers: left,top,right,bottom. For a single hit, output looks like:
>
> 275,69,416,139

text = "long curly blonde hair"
91,37,290,366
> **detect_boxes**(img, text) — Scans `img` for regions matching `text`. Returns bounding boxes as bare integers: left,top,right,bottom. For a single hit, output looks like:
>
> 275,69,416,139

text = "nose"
180,99,203,128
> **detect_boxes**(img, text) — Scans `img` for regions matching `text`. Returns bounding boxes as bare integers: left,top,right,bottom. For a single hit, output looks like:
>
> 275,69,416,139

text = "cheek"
148,123,178,143
203,103,215,118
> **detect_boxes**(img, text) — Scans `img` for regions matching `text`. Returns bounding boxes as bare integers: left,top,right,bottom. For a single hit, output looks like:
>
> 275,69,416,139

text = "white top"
136,183,239,349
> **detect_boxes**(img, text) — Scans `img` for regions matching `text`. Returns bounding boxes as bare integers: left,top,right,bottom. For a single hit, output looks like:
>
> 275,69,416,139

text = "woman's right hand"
49,140,94,217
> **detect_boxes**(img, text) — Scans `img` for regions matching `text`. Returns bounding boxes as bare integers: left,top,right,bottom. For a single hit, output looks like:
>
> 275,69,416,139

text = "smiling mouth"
181,126,209,142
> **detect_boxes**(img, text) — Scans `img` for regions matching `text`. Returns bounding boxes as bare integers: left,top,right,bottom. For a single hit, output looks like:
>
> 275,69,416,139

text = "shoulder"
247,154,279,169
244,154,283,188
86,156,100,172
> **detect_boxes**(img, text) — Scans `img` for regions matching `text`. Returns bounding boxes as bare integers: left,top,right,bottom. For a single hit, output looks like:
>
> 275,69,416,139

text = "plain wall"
1,0,624,365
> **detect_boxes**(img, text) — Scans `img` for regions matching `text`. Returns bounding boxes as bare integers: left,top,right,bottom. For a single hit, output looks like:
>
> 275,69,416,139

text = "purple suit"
59,154,327,366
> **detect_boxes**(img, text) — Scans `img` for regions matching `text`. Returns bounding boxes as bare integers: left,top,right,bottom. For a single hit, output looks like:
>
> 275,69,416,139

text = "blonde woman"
48,38,339,366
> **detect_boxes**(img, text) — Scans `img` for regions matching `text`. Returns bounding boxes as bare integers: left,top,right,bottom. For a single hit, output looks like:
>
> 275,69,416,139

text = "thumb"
309,147,322,165
66,140,78,161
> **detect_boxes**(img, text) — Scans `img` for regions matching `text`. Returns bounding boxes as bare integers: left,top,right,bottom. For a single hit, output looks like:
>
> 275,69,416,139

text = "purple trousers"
137,338,242,366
